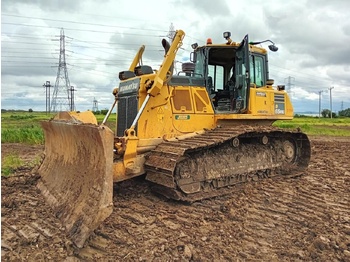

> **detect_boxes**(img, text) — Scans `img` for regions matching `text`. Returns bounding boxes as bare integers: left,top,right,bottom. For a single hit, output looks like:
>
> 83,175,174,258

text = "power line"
1,34,52,40
2,13,168,33
2,22,164,37
2,40,56,45
2,56,57,59
2,65,53,67
1,14,344,80
69,65,117,77
2,61,56,64
1,32,55,37
69,39,159,46
1,31,156,46
271,64,332,80
1,49,54,52
270,64,334,86
2,55,127,63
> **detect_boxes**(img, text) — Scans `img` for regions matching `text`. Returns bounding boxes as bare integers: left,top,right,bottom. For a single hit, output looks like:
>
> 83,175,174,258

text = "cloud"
180,0,231,18
292,87,319,101
1,0,350,113
1,0,83,12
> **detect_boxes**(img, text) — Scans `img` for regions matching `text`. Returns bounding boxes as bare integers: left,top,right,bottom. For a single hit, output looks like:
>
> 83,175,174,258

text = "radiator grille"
274,94,285,115
117,94,138,137
274,94,285,103
169,76,205,87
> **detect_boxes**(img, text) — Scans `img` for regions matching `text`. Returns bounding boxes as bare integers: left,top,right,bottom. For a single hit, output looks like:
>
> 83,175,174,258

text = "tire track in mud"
228,140,350,261
2,139,350,261
1,173,75,261
76,139,350,261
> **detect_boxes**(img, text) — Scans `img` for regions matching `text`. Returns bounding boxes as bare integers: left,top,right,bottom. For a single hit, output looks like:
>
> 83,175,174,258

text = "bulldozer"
37,29,311,248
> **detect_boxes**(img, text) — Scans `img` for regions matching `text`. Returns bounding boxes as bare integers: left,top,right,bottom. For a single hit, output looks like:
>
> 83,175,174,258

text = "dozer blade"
37,119,114,248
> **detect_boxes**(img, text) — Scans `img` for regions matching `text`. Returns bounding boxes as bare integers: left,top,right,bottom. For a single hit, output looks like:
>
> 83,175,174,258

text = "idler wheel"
231,137,240,147
283,140,296,163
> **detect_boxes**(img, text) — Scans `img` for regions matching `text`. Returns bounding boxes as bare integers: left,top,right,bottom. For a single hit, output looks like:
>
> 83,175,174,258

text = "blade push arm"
128,29,185,130
122,30,185,171
147,29,185,97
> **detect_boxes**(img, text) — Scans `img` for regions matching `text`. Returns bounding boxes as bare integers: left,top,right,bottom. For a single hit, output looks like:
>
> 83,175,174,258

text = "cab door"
235,34,250,113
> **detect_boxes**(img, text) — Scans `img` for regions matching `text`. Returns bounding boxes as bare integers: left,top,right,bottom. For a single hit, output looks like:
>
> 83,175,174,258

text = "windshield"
193,49,205,77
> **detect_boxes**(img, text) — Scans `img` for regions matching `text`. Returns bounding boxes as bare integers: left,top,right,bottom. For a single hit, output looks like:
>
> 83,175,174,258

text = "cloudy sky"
1,0,350,113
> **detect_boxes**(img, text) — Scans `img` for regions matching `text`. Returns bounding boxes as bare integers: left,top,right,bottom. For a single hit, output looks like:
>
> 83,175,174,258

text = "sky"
1,0,350,113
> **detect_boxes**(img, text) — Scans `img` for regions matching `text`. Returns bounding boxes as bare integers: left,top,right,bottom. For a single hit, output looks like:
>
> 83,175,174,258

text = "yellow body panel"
137,81,216,140
248,86,293,117
137,82,294,137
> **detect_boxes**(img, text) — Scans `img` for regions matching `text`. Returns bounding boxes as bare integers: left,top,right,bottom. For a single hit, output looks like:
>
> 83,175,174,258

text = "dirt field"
1,137,350,261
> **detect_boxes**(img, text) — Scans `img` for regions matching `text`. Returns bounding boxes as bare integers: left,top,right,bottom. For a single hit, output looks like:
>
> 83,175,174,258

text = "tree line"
321,108,350,118
338,108,350,117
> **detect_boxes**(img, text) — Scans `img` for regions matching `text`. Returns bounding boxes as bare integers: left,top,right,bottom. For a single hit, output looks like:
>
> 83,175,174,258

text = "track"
2,138,350,261
145,126,310,201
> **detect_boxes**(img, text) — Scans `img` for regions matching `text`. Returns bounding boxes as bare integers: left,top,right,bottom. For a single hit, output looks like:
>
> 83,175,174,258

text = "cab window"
250,55,265,87
208,64,224,91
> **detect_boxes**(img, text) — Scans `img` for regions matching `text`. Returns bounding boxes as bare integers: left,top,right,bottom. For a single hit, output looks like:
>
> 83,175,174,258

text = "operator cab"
191,32,277,114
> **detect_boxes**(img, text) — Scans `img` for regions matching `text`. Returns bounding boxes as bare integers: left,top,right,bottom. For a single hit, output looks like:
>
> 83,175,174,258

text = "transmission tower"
318,90,324,118
167,23,177,73
42,80,52,114
167,23,175,43
329,86,334,119
285,76,295,100
51,28,71,112
92,97,99,112
68,86,76,111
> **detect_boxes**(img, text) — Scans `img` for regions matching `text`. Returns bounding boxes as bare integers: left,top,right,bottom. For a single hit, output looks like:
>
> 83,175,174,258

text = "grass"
1,153,24,176
2,126,44,144
1,152,43,176
1,111,349,176
274,116,350,136
1,112,51,144
1,111,116,176
1,111,350,146
1,111,116,145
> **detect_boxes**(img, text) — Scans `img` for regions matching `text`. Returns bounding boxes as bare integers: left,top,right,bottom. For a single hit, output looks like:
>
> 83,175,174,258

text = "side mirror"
250,39,279,52
268,45,278,52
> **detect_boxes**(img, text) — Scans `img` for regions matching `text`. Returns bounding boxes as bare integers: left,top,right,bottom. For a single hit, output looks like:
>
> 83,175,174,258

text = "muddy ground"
1,137,350,261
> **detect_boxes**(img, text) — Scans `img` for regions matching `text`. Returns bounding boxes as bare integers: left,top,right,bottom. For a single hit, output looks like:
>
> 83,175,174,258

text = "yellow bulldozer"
37,29,311,247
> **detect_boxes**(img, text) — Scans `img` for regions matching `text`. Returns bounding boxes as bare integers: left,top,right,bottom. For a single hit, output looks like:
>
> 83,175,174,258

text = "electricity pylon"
51,28,72,112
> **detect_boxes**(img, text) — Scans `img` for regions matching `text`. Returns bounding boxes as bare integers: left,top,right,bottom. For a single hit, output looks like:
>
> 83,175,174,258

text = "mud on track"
1,138,350,261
